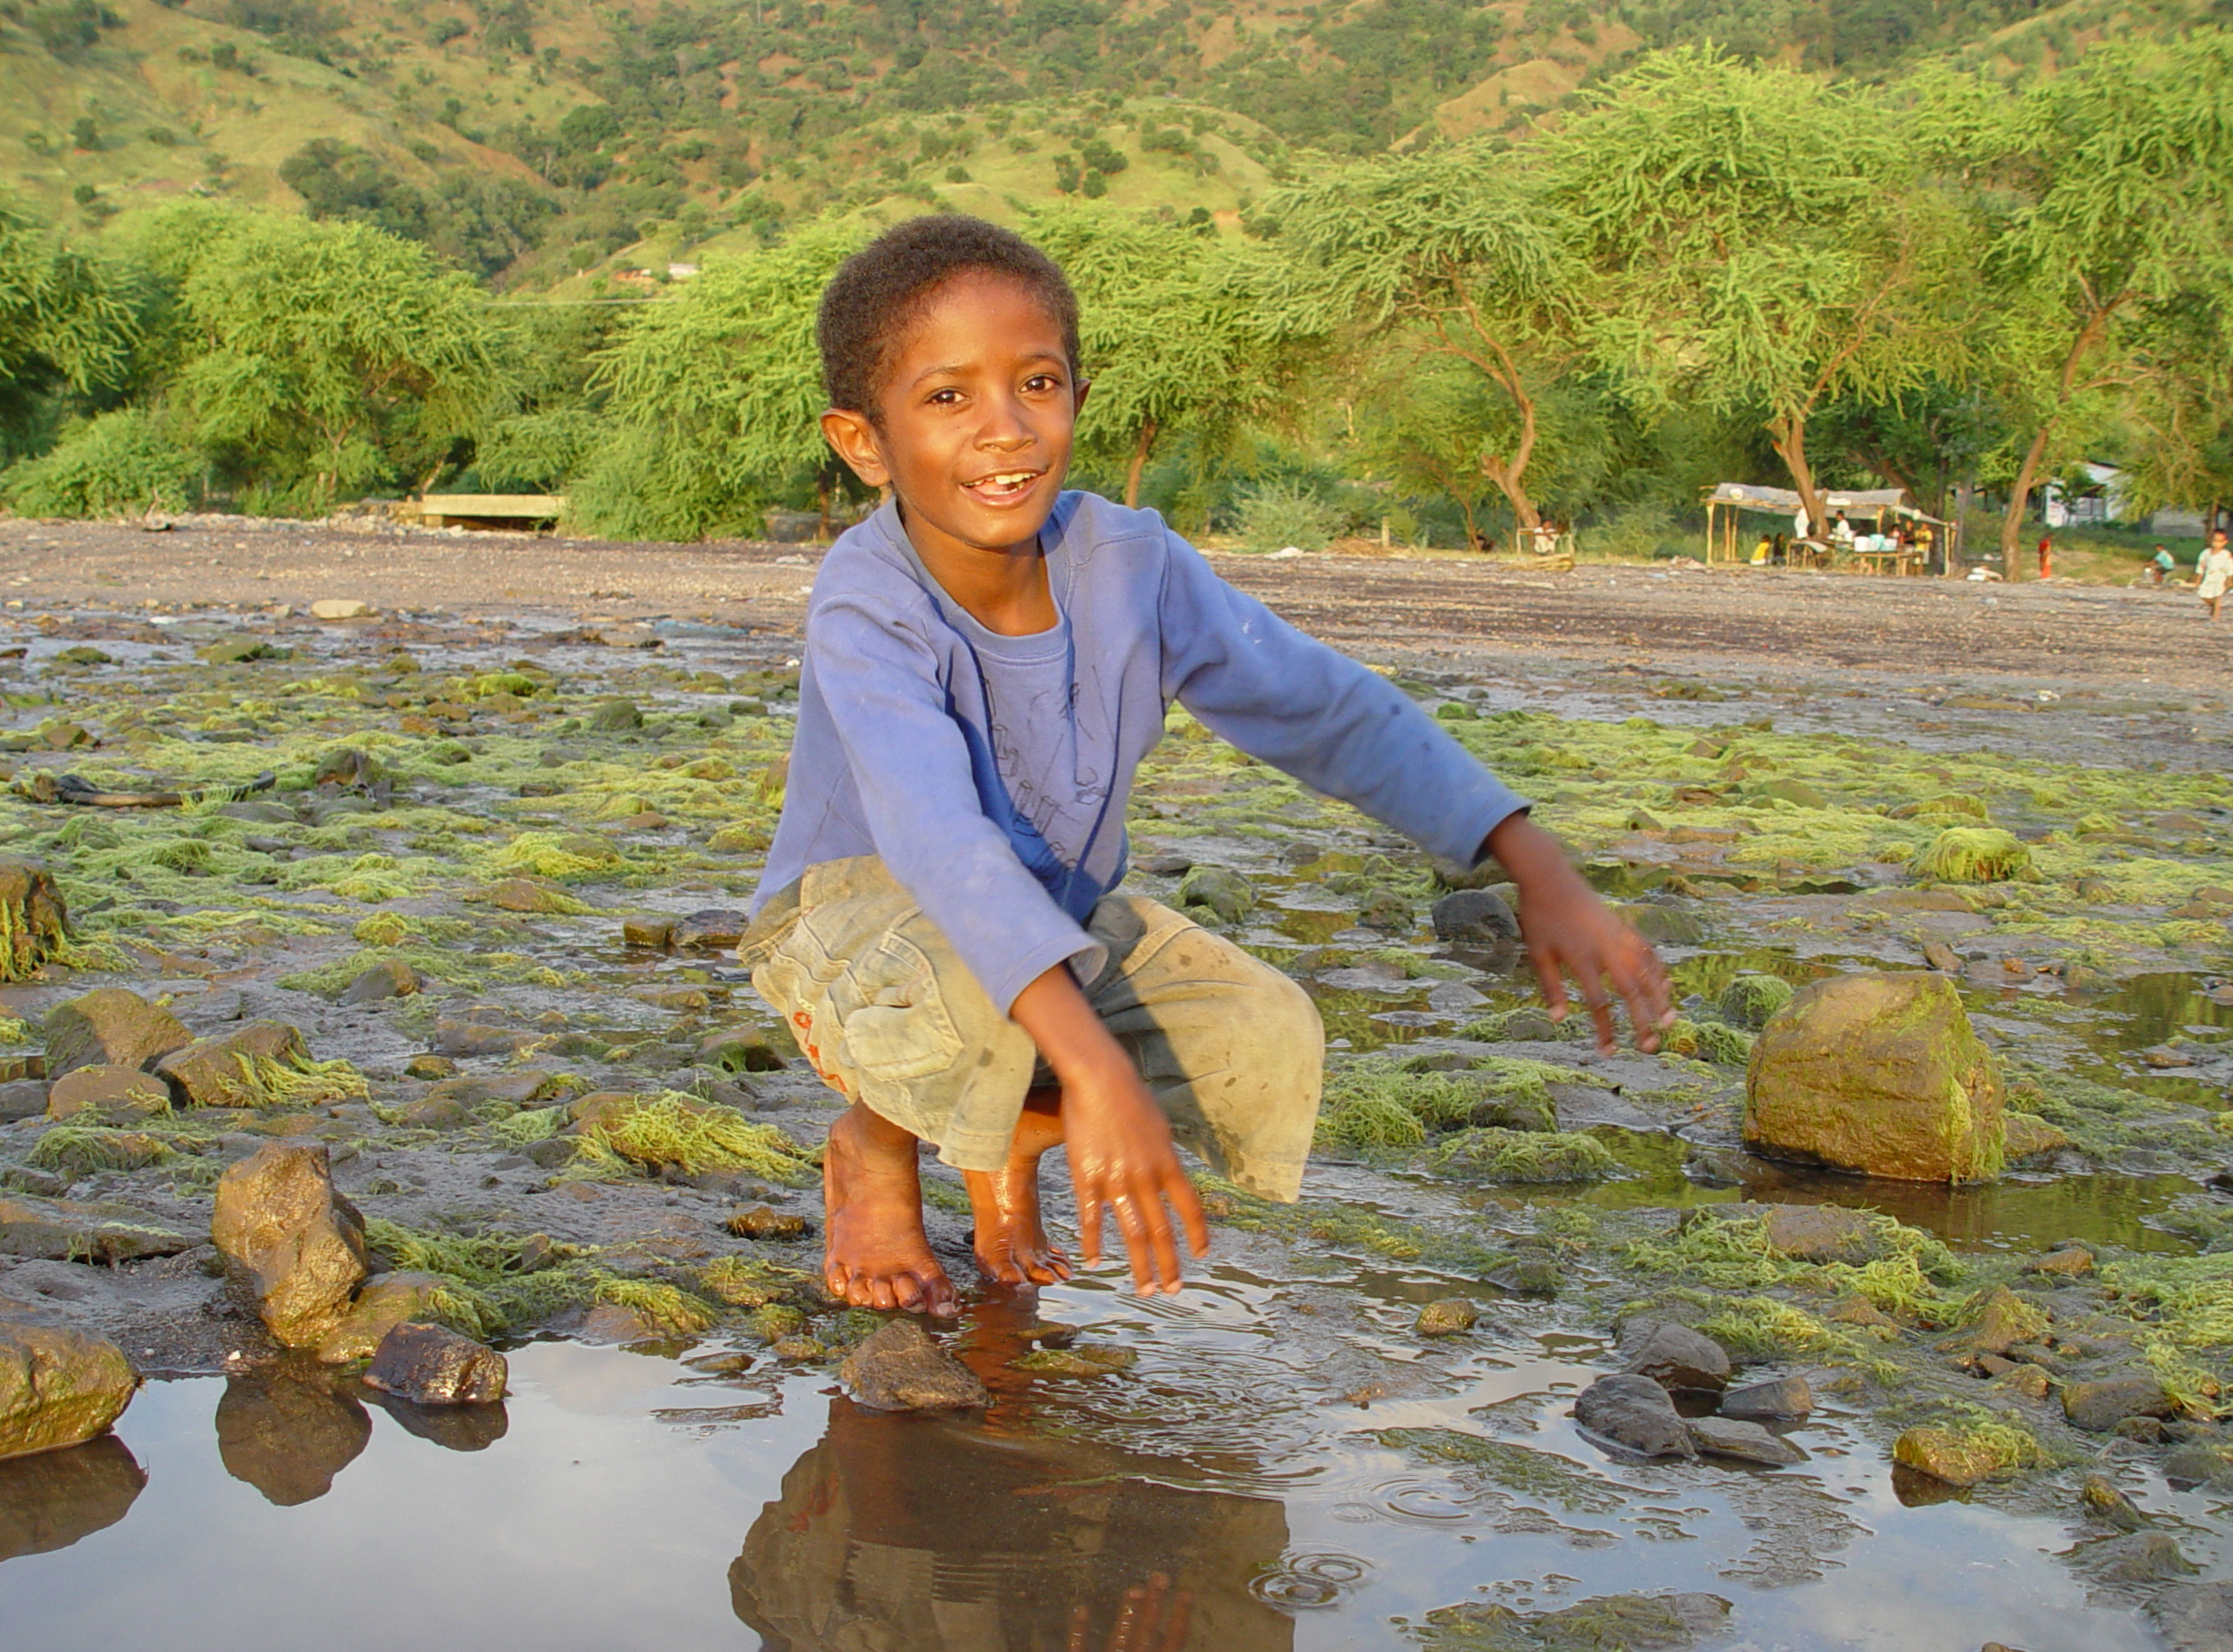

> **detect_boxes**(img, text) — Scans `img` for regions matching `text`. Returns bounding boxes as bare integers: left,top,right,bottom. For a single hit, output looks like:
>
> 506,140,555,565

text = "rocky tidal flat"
0,571,2228,1651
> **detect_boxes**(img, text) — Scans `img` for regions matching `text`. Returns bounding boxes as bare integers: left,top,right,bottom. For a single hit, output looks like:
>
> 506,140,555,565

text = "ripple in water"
1332,1476,1476,1527
1249,1550,1372,1609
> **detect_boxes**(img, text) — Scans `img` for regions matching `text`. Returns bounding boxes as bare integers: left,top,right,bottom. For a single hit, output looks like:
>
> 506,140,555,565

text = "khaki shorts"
742,856,1322,1200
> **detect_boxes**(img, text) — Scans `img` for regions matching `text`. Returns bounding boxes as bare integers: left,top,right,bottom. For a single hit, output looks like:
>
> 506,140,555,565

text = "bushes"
4,408,198,516
1235,477,1342,552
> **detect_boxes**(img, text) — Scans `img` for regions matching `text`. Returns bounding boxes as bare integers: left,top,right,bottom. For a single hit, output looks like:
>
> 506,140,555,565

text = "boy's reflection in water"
731,1298,1296,1652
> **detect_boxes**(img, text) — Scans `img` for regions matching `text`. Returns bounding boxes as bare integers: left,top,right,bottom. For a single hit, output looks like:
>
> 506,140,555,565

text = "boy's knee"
1240,966,1323,1074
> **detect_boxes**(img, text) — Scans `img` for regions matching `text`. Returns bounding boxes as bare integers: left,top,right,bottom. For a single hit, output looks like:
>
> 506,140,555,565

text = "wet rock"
43,988,190,1078
1991,1363,2051,1401
1891,1426,2002,1486
725,1204,810,1239
588,698,644,732
1422,1594,1731,1650
2063,1376,2174,1432
1431,888,1518,945
2082,1472,2146,1531
363,1322,508,1405
2028,1245,2094,1278
404,1054,457,1080
1357,887,1413,931
622,914,676,948
1922,941,1960,973
0,1194,198,1261
431,1020,535,1058
698,1028,787,1073
673,909,749,950
2165,1440,2233,1492
0,1080,47,1121
1720,1375,1813,1423
0,859,69,981
210,1143,368,1349
1573,1373,1695,1458
1717,973,1795,1029
309,599,373,621
2091,1532,2197,1585
2154,1581,2233,1652
1415,1297,1478,1336
368,1387,509,1452
578,1301,663,1344
772,1334,826,1361
397,1096,470,1130
1486,1257,1562,1297
485,878,580,914
1176,865,1255,925
838,1320,989,1412
2002,1113,2071,1163
1015,1343,1136,1377
155,1020,310,1107
339,958,419,1004
44,1063,170,1123
310,746,382,789
213,1370,370,1506
1743,972,2004,1183
1687,1415,1807,1466
1948,1286,2051,1360
0,1435,144,1559
314,1272,455,1363
0,1318,137,1460
1624,903,1706,945
1759,1204,1878,1264
1619,1319,1731,1392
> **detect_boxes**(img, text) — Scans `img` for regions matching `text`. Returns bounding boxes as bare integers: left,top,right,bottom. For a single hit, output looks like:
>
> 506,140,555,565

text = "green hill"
12,0,2215,286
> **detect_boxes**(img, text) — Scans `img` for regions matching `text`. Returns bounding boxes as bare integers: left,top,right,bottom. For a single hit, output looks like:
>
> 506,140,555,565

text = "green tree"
1261,141,1578,537
143,204,495,503
1546,49,1973,539
1944,38,2233,566
574,217,865,539
1025,204,1291,508
0,198,134,458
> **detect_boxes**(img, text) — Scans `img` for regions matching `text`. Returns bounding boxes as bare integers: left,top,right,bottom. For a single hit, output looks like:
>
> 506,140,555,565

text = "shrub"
1236,477,1341,553
4,409,198,517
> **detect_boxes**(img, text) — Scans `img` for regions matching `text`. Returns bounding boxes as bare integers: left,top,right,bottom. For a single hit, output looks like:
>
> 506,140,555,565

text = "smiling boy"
742,215,1671,1316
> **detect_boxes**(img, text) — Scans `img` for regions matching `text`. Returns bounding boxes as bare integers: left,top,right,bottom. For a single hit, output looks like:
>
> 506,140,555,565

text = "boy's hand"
1012,964,1210,1295
1486,813,1674,1056
1060,1057,1210,1295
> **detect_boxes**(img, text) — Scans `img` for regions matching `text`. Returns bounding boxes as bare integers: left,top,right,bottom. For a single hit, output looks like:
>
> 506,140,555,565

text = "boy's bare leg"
822,1102,958,1316
965,1086,1073,1288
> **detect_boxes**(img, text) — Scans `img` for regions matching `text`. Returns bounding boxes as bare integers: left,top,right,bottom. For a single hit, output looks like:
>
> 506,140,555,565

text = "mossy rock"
1176,865,1255,925
1717,973,1795,1030
1911,826,2030,884
1421,1128,1616,1183
1751,779,1828,809
1744,972,2004,1183
1890,793,1989,822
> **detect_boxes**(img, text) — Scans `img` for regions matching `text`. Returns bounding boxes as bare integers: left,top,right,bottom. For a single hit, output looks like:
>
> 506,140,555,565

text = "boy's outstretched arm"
1486,812,1675,1056
1010,965,1210,1296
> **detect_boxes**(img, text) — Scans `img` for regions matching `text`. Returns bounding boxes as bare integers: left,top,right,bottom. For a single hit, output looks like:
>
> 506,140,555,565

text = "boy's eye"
927,388,963,406
1024,373,1062,393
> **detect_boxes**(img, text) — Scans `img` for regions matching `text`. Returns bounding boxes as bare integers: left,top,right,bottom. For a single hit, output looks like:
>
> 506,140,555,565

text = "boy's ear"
1074,376,1090,415
820,408,890,489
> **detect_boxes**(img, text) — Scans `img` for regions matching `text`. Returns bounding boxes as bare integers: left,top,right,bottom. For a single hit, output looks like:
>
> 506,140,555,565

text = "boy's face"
821,272,1084,562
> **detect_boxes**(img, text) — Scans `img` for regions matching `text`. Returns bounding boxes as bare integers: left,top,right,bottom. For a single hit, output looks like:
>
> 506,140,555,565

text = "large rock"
2154,1581,2233,1652
1431,887,1519,945
1619,1319,1732,1392
1759,1204,1878,1263
0,1194,199,1262
1892,1426,2004,1486
1687,1416,1807,1466
1573,1373,1695,1458
43,989,190,1078
0,1435,144,1559
0,1318,137,1460
2063,1376,2174,1432
213,1371,370,1506
210,1144,368,1348
363,1322,508,1405
838,1320,989,1412
1744,972,2004,1182
314,1272,456,1364
45,1063,172,1124
155,1020,309,1108
1176,865,1255,926
1719,1375,1813,1423
0,859,69,982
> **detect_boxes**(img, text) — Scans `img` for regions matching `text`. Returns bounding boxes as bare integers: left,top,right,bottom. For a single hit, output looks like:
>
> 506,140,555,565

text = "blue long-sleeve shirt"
752,491,1530,1014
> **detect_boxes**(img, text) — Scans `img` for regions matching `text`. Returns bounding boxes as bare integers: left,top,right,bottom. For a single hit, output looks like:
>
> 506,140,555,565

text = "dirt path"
4,514,2225,693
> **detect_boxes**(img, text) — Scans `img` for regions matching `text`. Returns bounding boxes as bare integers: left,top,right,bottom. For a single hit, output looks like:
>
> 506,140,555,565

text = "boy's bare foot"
822,1103,958,1317
966,1093,1073,1289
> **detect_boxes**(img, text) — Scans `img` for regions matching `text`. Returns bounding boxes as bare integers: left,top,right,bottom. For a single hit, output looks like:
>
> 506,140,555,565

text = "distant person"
1750,532,1772,566
2147,543,2177,586
1913,520,1936,571
2199,528,2233,619
1772,531,1787,565
1829,511,1854,547
2036,534,2054,580
1792,506,1811,540
741,214,1673,1315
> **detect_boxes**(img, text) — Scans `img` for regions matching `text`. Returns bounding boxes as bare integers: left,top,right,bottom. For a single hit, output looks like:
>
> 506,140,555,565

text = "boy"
742,216,1671,1318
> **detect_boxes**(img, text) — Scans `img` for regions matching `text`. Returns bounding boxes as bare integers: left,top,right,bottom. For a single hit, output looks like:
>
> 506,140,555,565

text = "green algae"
1421,1128,1617,1183
2099,1252,2233,1415
1316,1055,1573,1151
1376,1427,1626,1513
26,1126,178,1179
699,1255,815,1308
1911,827,2033,884
596,1276,718,1337
1411,1592,1732,1652
572,1093,817,1184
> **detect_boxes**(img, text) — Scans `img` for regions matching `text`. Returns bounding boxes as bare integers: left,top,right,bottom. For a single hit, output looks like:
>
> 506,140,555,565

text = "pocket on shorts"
829,930,963,1082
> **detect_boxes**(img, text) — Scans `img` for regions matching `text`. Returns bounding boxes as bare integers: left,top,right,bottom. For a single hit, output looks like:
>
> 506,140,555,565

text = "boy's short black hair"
817,214,1082,415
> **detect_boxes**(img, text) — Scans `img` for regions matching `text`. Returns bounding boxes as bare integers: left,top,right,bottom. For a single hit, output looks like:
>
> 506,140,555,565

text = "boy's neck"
897,501,1058,637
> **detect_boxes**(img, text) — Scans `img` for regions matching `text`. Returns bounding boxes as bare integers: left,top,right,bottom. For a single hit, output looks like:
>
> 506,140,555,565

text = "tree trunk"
1765,412,1826,543
1123,418,1159,509
1950,481,1975,578
1999,423,2055,578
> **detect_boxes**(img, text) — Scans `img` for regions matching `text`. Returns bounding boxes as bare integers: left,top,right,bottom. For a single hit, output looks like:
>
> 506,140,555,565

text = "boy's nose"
975,392,1035,448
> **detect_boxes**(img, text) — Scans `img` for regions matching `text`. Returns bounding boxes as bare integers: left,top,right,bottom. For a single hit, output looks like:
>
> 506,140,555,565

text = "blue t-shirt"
754,491,1530,1013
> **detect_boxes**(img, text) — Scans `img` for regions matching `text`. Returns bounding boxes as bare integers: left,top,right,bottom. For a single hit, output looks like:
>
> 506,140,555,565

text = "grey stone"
2090,1531,2196,1585
1719,1375,1813,1423
1686,1415,1807,1466
2154,1581,2233,1652
1573,1373,1695,1459
339,959,419,1004
1486,1258,1562,1296
2063,1375,2175,1432
0,1194,198,1262
672,909,748,950
838,1320,989,1412
1431,887,1519,945
1176,865,1255,925
0,1081,46,1122
1619,1318,1732,1392
363,1322,508,1405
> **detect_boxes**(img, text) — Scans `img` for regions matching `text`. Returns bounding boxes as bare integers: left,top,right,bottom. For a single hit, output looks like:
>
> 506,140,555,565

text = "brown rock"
672,908,749,950
1619,1318,1732,1392
210,1143,368,1349
2153,1581,2233,1652
621,915,676,948
1892,1426,2003,1486
314,1272,455,1364
1687,1415,1807,1465
838,1320,989,1412
2028,1245,2095,1278
1719,1374,1813,1423
431,1020,534,1058
44,1063,171,1123
1759,1204,1879,1263
725,1204,810,1239
1946,1286,2051,1360
339,958,419,1004
404,1054,457,1080
363,1322,508,1405
485,878,578,914
1743,972,2004,1182
43,989,190,1078
2082,1472,2146,1532
2002,1112,2071,1163
397,1097,470,1129
0,859,69,981
1415,1297,1477,1337
155,1020,309,1107
2063,1376,2174,1432
0,1318,137,1460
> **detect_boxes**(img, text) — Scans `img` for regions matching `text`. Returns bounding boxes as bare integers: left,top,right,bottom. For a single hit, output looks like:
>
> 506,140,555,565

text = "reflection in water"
732,1302,1295,1652
0,1437,145,1560
368,1388,510,1453
214,1369,372,1507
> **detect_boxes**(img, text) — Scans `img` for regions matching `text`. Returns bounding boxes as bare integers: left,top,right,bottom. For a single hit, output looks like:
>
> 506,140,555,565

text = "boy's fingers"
1528,944,1570,1022
1137,1178,1182,1291
1076,1188,1105,1268
1167,1172,1211,1258
1111,1191,1156,1293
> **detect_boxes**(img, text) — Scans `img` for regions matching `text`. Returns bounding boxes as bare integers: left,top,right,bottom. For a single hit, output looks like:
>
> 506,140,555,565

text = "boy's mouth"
962,469,1043,504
